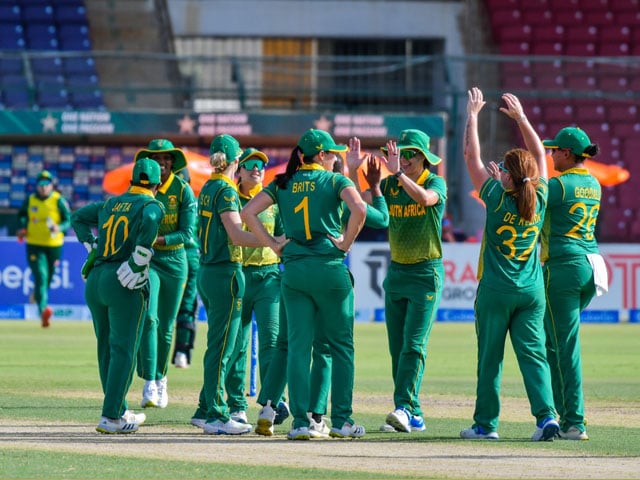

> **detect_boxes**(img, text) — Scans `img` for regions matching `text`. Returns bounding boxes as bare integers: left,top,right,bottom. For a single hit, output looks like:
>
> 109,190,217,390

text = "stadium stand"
483,0,639,242
0,0,102,111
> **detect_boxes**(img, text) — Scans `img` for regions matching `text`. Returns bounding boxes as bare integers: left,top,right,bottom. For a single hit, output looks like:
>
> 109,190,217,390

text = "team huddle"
69,88,606,441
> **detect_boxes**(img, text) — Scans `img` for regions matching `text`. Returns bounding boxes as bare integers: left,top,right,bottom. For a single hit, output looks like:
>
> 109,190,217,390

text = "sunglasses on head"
497,161,509,173
400,149,419,160
241,159,265,171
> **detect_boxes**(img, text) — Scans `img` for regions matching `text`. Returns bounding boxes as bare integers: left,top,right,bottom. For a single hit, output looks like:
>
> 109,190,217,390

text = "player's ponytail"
275,146,303,189
504,149,539,223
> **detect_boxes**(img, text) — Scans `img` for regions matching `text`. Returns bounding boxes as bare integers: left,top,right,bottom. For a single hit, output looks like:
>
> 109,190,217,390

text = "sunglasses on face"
241,159,265,171
497,161,509,173
400,149,419,160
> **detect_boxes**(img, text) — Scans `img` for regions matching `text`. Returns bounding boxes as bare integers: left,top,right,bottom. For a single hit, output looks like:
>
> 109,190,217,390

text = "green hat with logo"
298,129,348,157
543,127,592,157
239,147,269,166
210,134,242,160
134,139,187,172
381,129,442,165
132,157,161,186
36,170,55,186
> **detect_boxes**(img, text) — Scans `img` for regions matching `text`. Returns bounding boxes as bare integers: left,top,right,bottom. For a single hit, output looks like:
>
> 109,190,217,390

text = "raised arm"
346,137,373,204
463,87,489,192
500,93,547,180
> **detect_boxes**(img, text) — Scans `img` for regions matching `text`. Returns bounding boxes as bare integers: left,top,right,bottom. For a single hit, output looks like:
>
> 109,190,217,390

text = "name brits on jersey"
388,203,426,218
291,181,315,193
502,211,541,226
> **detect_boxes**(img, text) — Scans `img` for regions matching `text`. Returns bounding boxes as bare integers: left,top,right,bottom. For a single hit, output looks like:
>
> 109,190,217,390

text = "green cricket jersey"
153,172,197,252
540,168,600,262
262,164,353,261
239,186,283,267
71,186,164,265
478,177,548,291
198,173,242,265
381,170,447,264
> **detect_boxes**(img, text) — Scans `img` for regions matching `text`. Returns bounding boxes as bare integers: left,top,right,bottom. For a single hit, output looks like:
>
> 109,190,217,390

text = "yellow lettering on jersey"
200,194,211,207
112,202,132,212
291,181,316,193
503,212,516,224
388,204,404,217
403,204,426,217
162,213,178,224
574,186,600,200
517,212,541,226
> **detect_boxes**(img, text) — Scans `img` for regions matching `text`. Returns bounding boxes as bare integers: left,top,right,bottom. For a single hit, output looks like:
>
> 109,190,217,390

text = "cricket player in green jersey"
306,139,389,437
348,129,446,434
191,134,262,435
541,127,606,441
225,147,284,424
17,170,72,327
242,129,367,440
461,87,558,441
133,139,197,409
172,167,200,369
71,158,164,434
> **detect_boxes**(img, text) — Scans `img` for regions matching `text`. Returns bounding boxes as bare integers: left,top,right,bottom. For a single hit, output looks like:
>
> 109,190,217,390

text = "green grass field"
1,320,639,479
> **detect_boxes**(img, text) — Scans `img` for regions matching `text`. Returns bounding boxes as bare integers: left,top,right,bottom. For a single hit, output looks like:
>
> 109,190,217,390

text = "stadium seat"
54,4,89,24
0,57,24,75
600,25,631,43
0,22,26,50
21,4,55,23
30,57,64,76
0,5,21,22
565,41,597,56
599,42,630,56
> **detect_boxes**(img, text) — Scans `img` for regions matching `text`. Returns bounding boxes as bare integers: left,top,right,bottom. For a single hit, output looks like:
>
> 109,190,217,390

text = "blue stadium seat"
0,22,26,50
54,4,88,23
30,56,64,76
21,4,55,23
0,5,21,22
0,57,24,75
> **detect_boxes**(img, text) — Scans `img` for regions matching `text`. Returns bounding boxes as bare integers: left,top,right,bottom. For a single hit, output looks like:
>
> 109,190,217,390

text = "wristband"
394,168,404,178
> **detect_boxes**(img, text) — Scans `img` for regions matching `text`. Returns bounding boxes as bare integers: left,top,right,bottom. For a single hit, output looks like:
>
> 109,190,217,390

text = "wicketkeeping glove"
116,246,153,290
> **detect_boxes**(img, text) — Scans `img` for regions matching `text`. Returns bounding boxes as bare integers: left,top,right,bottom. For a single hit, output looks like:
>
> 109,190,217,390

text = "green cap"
543,127,592,157
36,170,54,186
381,129,442,165
134,139,187,172
297,129,348,157
132,157,161,186
210,134,242,160
239,147,269,166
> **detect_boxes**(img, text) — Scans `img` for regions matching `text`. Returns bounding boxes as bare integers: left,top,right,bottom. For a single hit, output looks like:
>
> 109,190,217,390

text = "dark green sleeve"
165,183,197,247
136,202,165,248
364,195,389,229
17,197,29,229
57,195,73,234
70,202,103,244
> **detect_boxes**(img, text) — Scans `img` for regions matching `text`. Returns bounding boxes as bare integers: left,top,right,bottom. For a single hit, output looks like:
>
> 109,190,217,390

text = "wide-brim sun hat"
134,139,188,172
381,128,442,165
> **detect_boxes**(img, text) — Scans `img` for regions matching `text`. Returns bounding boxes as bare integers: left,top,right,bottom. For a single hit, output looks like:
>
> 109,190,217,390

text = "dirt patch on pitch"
2,395,639,479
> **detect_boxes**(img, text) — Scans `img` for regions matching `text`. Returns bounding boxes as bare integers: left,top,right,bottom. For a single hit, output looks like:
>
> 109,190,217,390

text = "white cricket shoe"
460,425,499,440
141,380,159,408
386,407,411,433
203,418,252,435
174,352,189,369
256,401,276,436
156,377,168,408
329,422,366,438
531,417,560,441
230,410,248,424
308,413,330,438
96,416,138,434
123,410,146,425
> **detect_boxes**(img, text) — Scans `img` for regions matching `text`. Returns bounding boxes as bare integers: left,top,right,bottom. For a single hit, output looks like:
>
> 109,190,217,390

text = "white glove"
116,246,153,289
82,241,97,253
